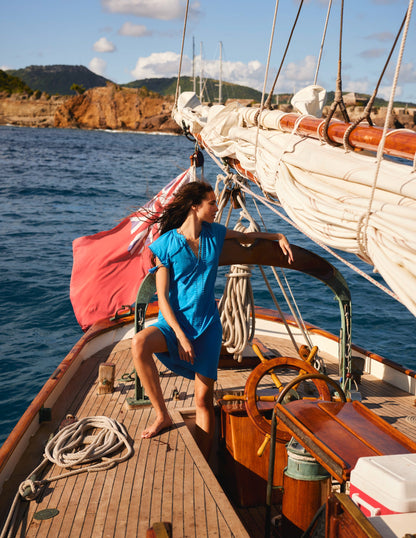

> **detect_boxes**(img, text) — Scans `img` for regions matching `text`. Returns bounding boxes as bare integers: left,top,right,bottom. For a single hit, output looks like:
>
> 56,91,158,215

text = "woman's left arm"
225,229,294,263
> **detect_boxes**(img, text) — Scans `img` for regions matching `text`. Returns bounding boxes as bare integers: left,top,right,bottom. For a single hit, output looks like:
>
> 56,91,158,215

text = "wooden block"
146,522,172,537
97,363,115,394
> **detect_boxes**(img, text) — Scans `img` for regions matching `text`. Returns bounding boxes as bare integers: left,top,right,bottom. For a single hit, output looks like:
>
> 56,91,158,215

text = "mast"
218,41,223,105
192,36,196,93
199,41,203,102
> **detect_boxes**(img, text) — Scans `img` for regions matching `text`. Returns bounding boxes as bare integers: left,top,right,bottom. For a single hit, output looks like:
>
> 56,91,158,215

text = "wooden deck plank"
136,430,162,535
183,448,197,537
194,471,208,537
79,471,107,537
123,409,152,538
170,426,185,535
156,427,175,526
171,410,249,537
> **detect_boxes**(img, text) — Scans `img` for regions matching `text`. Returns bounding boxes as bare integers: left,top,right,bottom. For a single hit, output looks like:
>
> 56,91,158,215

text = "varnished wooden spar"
196,113,416,161
278,113,416,161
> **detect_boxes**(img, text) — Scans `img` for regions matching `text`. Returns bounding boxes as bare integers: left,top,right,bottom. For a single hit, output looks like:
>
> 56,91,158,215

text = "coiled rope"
1,416,132,538
216,174,257,360
215,173,318,363
218,213,257,362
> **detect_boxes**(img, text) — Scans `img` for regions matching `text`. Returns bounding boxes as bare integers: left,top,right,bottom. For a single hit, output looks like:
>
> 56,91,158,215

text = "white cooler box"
350,453,416,516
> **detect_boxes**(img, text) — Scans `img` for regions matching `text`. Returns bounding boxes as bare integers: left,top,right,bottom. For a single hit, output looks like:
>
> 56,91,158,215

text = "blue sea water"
1,125,415,446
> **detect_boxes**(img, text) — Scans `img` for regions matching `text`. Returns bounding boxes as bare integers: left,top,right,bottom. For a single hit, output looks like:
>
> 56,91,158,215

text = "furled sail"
174,92,416,316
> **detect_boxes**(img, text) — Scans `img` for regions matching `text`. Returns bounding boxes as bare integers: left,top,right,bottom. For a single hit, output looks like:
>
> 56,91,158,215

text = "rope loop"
18,479,45,501
356,213,374,264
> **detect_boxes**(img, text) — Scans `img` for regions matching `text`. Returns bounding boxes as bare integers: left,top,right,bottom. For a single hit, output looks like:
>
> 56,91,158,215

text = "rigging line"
264,0,305,110
250,195,314,350
174,0,190,110
229,174,401,303
361,0,414,259
314,0,333,85
235,190,304,352
254,0,280,163
343,11,408,151
323,0,349,144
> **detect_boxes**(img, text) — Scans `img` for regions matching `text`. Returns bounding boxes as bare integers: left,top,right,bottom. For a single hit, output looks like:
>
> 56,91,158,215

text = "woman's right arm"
155,258,195,364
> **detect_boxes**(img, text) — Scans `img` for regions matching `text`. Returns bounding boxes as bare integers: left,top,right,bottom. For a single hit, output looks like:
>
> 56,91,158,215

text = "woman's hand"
278,234,294,264
177,334,195,364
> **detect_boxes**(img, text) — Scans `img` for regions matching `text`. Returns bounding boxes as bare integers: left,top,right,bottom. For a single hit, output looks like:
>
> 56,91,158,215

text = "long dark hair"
155,181,214,235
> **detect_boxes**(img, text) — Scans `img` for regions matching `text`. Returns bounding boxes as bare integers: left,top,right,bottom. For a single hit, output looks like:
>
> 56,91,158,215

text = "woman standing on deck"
132,181,293,456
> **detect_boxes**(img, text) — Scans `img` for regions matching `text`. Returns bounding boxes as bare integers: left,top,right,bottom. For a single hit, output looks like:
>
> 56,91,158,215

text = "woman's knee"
194,375,214,409
132,327,167,359
132,331,146,354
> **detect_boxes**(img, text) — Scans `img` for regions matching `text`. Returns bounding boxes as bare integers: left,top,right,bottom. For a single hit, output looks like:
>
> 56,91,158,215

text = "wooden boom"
196,113,416,161
273,113,415,161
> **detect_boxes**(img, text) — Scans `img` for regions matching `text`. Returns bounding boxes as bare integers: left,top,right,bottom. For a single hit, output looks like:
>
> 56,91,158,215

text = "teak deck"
1,335,416,537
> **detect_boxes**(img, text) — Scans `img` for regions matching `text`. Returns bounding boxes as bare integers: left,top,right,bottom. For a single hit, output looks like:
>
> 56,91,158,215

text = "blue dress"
148,222,227,380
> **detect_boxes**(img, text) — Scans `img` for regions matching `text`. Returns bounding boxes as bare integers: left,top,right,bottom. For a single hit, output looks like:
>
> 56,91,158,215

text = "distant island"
1,65,415,132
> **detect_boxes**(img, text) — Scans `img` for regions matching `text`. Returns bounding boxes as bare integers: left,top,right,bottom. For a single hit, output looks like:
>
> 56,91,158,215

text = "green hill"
0,69,34,95
124,76,263,102
3,64,414,107
6,65,111,96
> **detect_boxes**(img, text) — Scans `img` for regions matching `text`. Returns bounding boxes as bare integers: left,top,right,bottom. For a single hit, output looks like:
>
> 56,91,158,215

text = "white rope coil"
44,416,132,470
1,416,133,538
218,204,258,361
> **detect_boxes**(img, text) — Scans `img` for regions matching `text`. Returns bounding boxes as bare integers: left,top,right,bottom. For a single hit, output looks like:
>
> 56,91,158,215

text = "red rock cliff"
54,84,181,133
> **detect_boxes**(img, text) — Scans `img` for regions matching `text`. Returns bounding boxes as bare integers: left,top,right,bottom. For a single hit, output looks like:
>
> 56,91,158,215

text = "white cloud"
89,57,107,76
360,48,386,60
93,37,116,53
131,51,190,79
283,56,317,85
366,32,395,42
119,22,152,37
130,51,266,88
1,65,11,71
378,85,403,100
344,78,371,95
130,50,333,97
102,0,199,21
395,62,416,84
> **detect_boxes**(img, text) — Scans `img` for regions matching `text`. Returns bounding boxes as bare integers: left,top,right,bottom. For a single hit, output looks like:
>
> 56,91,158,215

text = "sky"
1,0,416,103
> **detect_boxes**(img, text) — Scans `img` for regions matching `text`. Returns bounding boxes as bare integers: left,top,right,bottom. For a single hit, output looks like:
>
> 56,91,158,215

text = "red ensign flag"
70,168,193,330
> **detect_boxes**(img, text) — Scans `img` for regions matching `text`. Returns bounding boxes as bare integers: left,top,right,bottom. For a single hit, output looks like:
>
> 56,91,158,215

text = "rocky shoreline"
0,84,181,133
1,83,415,133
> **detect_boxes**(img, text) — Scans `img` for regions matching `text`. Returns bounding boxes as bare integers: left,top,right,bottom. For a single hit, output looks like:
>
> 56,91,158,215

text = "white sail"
174,92,416,316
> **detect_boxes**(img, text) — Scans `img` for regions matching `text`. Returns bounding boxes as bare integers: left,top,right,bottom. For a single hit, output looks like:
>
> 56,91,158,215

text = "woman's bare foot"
141,415,172,439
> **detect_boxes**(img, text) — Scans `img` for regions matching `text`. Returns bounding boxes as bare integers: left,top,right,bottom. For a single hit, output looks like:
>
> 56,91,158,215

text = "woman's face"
194,191,218,223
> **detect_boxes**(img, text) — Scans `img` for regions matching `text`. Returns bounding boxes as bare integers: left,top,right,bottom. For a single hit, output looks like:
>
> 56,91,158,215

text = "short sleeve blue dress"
148,222,227,380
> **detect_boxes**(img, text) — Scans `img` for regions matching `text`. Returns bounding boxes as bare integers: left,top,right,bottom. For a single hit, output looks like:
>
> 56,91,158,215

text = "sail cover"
174,93,416,316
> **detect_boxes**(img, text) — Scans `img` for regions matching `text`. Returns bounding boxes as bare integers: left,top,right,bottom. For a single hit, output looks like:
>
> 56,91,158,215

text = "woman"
131,181,293,457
